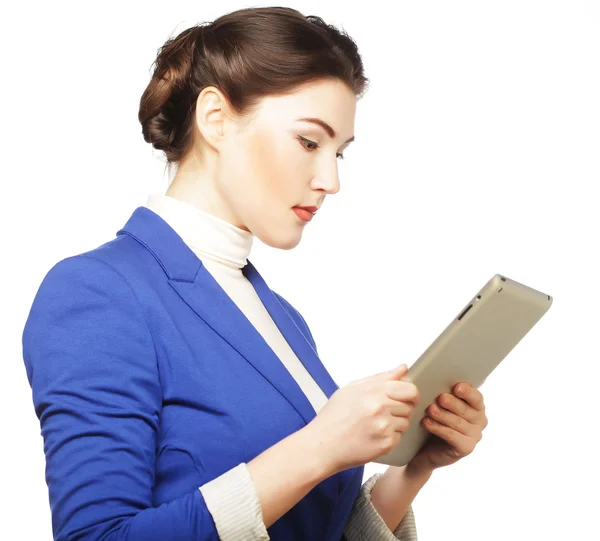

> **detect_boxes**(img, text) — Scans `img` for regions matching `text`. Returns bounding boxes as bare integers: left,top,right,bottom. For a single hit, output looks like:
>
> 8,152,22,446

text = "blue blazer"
22,206,364,541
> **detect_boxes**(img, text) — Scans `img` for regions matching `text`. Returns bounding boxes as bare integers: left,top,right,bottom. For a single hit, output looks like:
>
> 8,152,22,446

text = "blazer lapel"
117,206,338,427
242,260,340,400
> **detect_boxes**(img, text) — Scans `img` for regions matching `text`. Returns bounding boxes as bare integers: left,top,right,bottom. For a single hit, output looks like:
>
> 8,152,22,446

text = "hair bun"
142,109,176,151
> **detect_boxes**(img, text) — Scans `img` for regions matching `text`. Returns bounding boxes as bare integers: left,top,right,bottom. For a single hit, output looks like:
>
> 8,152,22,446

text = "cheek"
245,132,299,203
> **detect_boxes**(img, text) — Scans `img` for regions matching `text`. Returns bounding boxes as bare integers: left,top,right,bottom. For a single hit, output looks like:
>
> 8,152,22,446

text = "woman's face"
174,78,357,250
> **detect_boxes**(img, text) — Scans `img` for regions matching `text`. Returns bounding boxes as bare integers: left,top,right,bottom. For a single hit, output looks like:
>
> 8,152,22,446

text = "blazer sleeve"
21,255,262,541
272,292,419,541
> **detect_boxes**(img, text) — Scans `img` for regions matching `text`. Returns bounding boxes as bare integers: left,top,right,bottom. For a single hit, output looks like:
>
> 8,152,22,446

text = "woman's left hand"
407,382,488,473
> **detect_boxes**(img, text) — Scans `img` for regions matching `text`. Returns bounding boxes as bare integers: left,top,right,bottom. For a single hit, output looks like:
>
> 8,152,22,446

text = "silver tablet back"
373,274,553,467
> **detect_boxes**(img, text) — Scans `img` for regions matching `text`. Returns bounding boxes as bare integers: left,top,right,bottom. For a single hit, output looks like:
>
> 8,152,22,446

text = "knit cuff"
199,462,270,540
344,472,418,541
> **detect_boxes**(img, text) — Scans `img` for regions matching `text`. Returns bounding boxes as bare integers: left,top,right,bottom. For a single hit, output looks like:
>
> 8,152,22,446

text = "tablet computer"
373,273,553,467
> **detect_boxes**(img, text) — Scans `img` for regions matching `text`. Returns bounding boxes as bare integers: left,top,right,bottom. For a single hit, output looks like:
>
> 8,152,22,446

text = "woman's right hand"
307,364,419,474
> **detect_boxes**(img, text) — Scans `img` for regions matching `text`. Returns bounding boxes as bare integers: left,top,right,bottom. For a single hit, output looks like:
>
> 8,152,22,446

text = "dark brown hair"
138,6,369,171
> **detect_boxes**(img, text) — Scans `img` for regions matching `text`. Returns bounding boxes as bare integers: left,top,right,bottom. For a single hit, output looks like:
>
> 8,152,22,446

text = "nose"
313,166,340,195
327,175,341,195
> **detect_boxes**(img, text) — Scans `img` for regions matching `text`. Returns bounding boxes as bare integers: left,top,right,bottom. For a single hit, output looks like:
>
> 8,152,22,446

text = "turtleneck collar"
144,193,254,270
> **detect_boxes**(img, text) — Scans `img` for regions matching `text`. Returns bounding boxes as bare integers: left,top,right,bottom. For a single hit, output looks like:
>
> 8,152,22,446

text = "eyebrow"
295,117,355,144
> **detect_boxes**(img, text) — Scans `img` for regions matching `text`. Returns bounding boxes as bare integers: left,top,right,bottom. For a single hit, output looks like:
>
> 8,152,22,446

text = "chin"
259,230,302,251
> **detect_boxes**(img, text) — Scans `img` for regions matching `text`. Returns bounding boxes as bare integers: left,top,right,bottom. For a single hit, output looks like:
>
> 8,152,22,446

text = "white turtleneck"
144,193,417,541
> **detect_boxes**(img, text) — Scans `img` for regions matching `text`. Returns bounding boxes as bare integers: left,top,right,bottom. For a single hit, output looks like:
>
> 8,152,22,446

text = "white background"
3,1,599,539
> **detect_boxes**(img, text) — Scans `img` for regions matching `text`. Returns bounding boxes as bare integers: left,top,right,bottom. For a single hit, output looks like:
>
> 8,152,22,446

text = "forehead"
256,79,356,140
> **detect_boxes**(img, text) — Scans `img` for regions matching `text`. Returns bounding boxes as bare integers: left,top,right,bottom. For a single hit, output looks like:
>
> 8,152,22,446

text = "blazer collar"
116,206,338,426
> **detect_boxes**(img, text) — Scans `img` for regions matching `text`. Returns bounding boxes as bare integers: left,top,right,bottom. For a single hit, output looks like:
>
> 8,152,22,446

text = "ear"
193,86,233,152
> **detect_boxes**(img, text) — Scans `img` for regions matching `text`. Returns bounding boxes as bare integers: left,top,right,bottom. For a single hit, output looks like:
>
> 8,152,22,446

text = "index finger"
454,383,485,411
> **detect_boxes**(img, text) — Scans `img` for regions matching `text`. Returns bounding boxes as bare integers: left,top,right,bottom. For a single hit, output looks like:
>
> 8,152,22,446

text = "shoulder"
23,248,152,354
22,250,158,389
31,232,155,308
32,246,139,308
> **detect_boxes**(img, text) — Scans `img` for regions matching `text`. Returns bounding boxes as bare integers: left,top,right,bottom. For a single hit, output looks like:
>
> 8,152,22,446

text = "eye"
297,135,345,160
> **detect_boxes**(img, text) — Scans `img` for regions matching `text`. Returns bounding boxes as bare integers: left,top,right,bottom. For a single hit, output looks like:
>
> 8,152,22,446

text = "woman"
22,6,488,541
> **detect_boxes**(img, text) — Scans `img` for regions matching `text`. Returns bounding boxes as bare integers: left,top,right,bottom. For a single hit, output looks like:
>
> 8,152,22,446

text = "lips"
295,206,318,214
293,207,315,222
